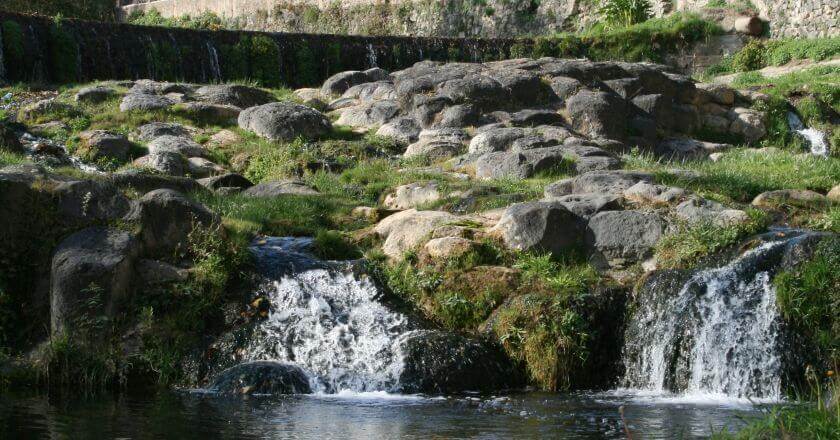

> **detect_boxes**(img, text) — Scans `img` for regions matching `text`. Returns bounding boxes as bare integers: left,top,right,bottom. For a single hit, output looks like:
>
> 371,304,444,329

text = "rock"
474,147,570,180
375,117,421,145
107,169,206,194
294,88,327,107
675,197,749,226
468,127,526,155
697,83,735,106
0,123,23,153
543,193,624,218
197,173,253,191
19,99,76,121
321,71,371,97
383,181,442,210
509,109,564,127
147,135,206,158
205,129,241,149
145,151,187,176
50,227,141,336
136,259,190,285
734,16,764,36
126,189,220,258
75,86,116,104
566,90,626,139
728,108,766,143
351,206,380,221
209,361,311,395
364,67,391,82
752,189,829,209
623,182,687,205
186,157,226,178
238,102,331,141
492,201,583,254
585,210,666,269
404,138,464,159
130,80,193,96
423,237,475,260
119,93,174,112
655,138,732,159
135,122,193,142
29,122,68,137
397,330,522,394
177,102,241,121
545,170,654,197
828,185,840,203
52,180,131,223
193,84,275,109
244,180,319,197
374,209,457,259
335,100,400,129
75,130,133,163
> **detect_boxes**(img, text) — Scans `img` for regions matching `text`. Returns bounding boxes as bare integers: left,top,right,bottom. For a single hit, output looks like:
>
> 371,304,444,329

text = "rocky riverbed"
0,57,837,395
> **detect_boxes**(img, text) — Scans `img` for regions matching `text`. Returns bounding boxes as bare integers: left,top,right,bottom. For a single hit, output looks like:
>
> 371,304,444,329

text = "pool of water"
0,389,774,439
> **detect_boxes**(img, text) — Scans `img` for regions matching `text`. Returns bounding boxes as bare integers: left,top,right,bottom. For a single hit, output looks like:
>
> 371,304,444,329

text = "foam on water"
787,111,829,156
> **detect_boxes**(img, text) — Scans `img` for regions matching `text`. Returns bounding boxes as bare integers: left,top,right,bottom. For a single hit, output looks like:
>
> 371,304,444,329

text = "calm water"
0,390,774,439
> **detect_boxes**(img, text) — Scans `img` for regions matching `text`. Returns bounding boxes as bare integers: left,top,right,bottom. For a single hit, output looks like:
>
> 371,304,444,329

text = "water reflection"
0,390,769,439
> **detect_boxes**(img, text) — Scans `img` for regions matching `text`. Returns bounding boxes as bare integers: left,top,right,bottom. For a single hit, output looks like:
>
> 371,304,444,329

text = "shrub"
731,39,767,72
599,0,653,30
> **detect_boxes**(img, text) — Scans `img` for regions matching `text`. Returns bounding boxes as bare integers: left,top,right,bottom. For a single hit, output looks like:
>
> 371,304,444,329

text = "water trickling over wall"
622,231,822,400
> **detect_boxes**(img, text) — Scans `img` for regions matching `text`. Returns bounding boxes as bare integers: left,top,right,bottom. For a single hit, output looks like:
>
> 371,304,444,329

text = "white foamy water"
244,238,419,394
623,240,788,400
787,112,829,156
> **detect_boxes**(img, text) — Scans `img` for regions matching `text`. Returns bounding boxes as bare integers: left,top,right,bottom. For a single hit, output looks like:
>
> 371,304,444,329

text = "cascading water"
205,41,222,82
787,111,829,156
366,43,378,68
242,237,419,394
622,231,818,400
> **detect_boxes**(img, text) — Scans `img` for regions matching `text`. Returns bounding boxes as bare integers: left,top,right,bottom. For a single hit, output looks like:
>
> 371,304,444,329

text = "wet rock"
374,209,457,259
752,189,829,209
398,330,523,394
119,93,174,112
135,122,193,142
383,181,442,210
586,210,666,269
375,117,421,145
244,180,319,197
492,201,584,254
210,361,311,395
75,130,133,163
75,86,116,104
238,102,331,141
193,84,275,109
126,189,220,258
50,227,141,336
197,173,253,191
147,135,206,158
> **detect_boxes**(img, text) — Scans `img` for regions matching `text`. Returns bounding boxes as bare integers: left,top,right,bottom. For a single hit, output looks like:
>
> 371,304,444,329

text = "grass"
705,37,840,76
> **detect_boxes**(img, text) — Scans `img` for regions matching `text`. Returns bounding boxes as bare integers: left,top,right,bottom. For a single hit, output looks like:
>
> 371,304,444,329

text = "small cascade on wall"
242,237,418,393
366,43,378,68
787,112,829,156
622,231,822,400
205,41,222,82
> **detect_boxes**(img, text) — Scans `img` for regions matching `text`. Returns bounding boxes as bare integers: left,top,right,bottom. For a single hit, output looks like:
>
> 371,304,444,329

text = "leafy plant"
599,0,653,30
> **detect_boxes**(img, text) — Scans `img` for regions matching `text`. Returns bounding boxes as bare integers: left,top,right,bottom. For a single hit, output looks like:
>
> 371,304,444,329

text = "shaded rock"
244,180,319,197
177,102,241,121
119,94,174,112
75,130,133,163
697,83,735,106
210,361,311,395
492,201,583,254
107,169,205,195
50,227,140,336
126,189,220,258
566,90,626,139
0,123,23,153
383,181,442,210
376,117,421,145
238,102,331,141
193,84,275,109
398,330,523,394
586,210,666,268
75,86,116,104
52,180,131,223
752,189,829,209
137,259,190,286
374,209,457,259
197,173,253,191
135,122,193,142
186,157,226,178
509,109,564,127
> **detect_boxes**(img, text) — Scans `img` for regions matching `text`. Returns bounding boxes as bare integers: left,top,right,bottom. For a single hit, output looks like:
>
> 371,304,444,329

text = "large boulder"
492,201,584,254
375,117,421,145
374,209,457,259
566,90,626,140
75,86,116,104
238,102,331,141
52,180,131,223
468,127,526,155
209,361,311,395
119,93,174,112
544,193,624,218
107,169,206,194
752,189,829,210
244,180,319,197
126,189,220,258
397,330,523,394
335,100,400,129
383,181,442,210
197,173,254,191
50,227,141,336
75,130,133,163
321,71,372,97
135,122,193,142
545,170,654,197
147,135,206,158
193,84,276,109
585,210,666,268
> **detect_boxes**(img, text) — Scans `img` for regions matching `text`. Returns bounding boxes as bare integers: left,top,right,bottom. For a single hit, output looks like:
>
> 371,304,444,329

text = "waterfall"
242,237,419,394
787,111,829,156
621,233,815,400
206,41,222,82
366,43,378,68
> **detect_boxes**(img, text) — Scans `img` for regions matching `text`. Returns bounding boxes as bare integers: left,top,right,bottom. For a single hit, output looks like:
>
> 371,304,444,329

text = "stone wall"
117,0,839,39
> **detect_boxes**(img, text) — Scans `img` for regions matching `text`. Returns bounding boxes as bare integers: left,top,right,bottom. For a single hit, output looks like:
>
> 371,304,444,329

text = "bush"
599,0,653,30
731,39,767,72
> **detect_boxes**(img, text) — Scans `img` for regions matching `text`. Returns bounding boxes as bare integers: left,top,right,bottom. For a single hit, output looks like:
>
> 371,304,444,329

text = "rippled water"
0,390,772,439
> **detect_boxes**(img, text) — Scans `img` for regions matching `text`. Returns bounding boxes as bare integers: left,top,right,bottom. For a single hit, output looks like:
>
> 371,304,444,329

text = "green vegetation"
1,20,26,82
706,37,840,76
127,9,237,31
218,35,282,87
47,18,80,83
774,237,839,366
0,0,116,21
599,0,652,30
